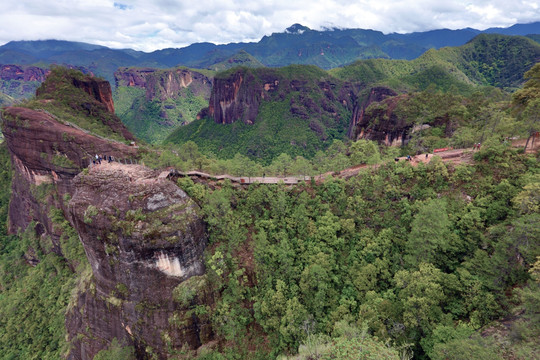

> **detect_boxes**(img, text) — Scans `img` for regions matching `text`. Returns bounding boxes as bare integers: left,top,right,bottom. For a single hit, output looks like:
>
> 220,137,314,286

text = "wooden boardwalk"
163,169,312,185
158,138,539,186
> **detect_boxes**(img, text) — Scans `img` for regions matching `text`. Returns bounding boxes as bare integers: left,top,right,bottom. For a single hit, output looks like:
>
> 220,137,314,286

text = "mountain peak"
285,23,310,34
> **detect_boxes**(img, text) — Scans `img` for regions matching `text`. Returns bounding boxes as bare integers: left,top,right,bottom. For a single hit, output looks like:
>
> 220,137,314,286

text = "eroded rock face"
0,64,49,82
2,71,211,359
207,68,357,126
209,70,256,124
67,163,210,359
349,87,412,146
71,77,116,113
114,67,213,102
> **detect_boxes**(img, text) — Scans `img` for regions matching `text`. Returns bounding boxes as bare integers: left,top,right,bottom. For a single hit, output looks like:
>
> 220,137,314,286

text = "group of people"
92,154,114,165
472,143,481,150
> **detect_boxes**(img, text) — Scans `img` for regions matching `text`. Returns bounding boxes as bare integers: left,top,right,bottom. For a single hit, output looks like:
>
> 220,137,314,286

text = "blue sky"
0,0,539,52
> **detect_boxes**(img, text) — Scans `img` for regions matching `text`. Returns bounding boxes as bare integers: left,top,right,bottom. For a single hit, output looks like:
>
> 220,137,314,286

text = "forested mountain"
1,21,539,81
0,66,538,359
165,34,540,162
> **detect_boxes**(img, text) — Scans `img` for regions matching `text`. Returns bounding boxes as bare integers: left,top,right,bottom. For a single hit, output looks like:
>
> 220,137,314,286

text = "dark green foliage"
0,144,86,359
0,79,40,101
208,50,265,72
93,338,135,360
193,143,540,359
0,144,11,238
333,34,540,90
114,71,210,143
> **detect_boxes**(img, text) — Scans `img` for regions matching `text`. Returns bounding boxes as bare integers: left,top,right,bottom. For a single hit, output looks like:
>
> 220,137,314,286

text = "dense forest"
0,42,539,359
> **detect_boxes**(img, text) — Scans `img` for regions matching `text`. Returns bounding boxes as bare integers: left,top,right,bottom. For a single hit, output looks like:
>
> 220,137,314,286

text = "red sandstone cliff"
206,67,357,127
348,87,413,146
0,64,49,82
67,164,210,360
1,105,137,240
115,67,212,102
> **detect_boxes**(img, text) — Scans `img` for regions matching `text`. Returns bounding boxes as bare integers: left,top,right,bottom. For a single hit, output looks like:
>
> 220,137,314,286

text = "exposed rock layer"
207,67,357,127
0,64,49,82
1,106,137,237
114,67,212,102
348,87,413,146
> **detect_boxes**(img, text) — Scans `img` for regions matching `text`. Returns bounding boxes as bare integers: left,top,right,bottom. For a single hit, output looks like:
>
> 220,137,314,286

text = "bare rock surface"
67,162,209,359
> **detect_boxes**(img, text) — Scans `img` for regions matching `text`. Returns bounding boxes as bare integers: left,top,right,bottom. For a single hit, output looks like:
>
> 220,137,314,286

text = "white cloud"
0,0,538,52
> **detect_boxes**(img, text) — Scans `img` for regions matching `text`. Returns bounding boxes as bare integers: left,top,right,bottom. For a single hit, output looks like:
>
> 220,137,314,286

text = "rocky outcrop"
0,64,49,82
114,67,213,102
0,64,93,100
67,164,210,359
208,70,270,124
348,87,412,146
1,69,211,359
1,105,137,246
71,77,116,113
207,67,357,126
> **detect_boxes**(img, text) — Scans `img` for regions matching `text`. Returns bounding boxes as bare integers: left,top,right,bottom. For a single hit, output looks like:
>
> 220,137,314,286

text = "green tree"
349,139,381,165
404,198,455,268
394,263,448,339
93,338,135,360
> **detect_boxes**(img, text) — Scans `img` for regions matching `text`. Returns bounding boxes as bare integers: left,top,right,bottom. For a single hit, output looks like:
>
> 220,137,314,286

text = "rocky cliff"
67,163,210,359
0,64,49,82
0,64,92,100
348,87,413,146
114,67,213,142
115,67,212,102
1,106,137,237
1,68,210,359
207,66,356,127
208,69,268,124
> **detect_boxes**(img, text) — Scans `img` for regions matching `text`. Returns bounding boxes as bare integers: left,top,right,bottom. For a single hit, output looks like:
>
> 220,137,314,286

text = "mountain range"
1,21,540,83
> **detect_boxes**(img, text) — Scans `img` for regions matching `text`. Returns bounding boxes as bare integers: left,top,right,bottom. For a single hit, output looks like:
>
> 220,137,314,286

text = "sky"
0,0,539,52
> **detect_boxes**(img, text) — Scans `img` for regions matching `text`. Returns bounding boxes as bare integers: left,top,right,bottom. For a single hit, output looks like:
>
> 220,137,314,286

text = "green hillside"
166,34,540,163
207,50,265,71
332,34,540,91
115,85,208,143
0,91,15,107
22,67,132,143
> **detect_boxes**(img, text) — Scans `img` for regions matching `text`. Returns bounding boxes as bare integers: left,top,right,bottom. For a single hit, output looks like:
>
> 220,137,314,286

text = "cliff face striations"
1,106,137,237
207,67,357,127
349,87,413,146
0,64,49,82
114,67,213,142
115,67,213,102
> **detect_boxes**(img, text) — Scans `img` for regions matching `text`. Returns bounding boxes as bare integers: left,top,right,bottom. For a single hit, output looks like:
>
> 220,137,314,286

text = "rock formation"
1,106,137,237
1,68,210,359
208,69,268,124
348,87,413,146
67,163,210,359
0,64,92,100
0,64,49,82
115,67,212,102
207,67,356,127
